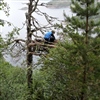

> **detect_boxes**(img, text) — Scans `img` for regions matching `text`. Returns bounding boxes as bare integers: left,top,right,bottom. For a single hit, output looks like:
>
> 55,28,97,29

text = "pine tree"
33,1,100,99
62,0,100,99
34,0,100,99
31,0,100,100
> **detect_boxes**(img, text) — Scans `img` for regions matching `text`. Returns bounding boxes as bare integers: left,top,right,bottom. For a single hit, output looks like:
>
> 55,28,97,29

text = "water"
1,0,72,38
0,0,72,67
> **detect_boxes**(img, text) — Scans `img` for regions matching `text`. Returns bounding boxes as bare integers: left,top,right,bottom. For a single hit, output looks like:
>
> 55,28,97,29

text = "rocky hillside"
47,0,71,8
46,0,100,9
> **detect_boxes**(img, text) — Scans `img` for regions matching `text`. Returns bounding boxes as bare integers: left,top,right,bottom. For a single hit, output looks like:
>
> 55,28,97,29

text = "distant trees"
47,0,71,8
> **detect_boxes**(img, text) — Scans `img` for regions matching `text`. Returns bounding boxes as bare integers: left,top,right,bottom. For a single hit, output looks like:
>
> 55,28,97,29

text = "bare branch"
14,39,26,43
28,41,57,48
29,0,39,15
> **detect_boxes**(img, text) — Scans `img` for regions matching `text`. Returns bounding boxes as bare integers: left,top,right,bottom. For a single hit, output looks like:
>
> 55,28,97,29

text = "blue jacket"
44,31,52,39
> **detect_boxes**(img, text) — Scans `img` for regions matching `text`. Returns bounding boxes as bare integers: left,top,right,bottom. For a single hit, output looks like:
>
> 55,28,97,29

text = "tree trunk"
26,0,33,100
81,1,89,100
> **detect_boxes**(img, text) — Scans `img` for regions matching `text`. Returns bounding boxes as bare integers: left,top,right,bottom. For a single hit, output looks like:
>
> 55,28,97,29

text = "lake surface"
0,0,72,67
1,0,72,37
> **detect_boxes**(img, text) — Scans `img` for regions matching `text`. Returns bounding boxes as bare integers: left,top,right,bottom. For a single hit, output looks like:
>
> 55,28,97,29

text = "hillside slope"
47,0,71,8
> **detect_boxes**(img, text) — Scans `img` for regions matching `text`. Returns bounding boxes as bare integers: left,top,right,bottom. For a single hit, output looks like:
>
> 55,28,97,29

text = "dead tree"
25,0,59,99
4,0,63,99
26,0,34,99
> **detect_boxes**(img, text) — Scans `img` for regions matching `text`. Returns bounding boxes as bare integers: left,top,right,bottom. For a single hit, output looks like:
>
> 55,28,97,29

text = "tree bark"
26,0,33,100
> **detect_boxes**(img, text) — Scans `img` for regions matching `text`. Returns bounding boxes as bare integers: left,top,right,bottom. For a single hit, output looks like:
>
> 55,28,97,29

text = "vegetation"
47,0,71,8
0,1,27,100
34,0,100,99
0,0,100,100
0,59,27,100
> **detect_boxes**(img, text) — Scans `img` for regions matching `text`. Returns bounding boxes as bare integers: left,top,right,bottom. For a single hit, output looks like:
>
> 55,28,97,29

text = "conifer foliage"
39,0,100,100
62,0,100,99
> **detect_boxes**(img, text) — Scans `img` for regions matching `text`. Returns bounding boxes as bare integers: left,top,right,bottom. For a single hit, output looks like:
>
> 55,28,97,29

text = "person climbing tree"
44,30,55,42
